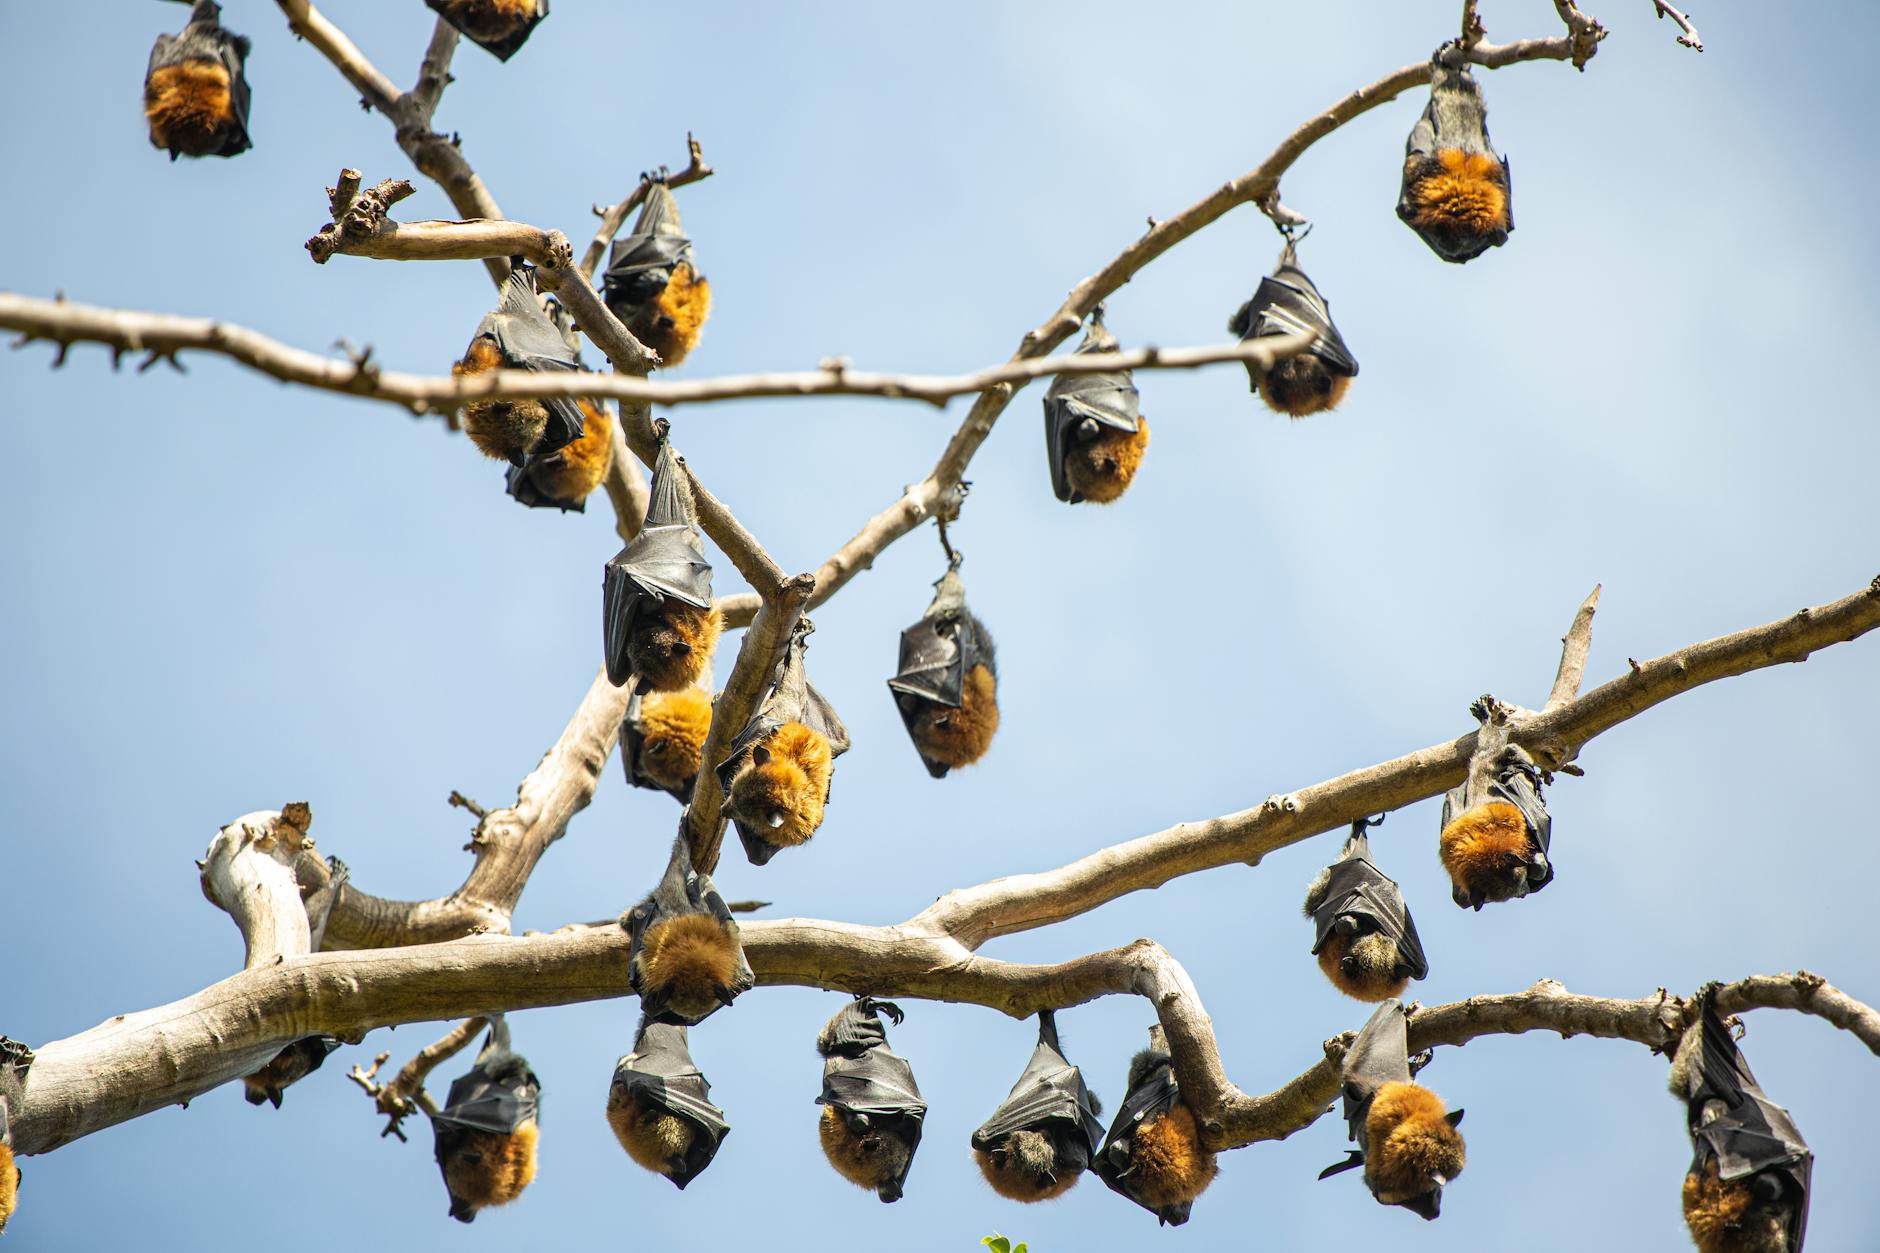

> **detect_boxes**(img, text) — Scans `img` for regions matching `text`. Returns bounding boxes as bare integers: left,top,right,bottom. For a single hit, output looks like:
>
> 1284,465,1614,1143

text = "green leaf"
981,1237,1011,1253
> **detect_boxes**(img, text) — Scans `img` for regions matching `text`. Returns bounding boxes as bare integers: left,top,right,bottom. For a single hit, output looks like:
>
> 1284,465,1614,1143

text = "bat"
0,1093,15,1235
506,399,614,512
621,684,715,801
607,1019,730,1190
1668,985,1812,1252
1302,815,1429,1001
1318,998,1465,1221
971,1010,1105,1202
602,182,712,368
241,1035,340,1109
1042,309,1149,504
145,1,252,161
886,561,999,777
453,267,588,466
430,1018,542,1224
816,997,926,1203
623,830,754,1026
716,618,851,864
1438,708,1553,910
1094,1029,1218,1226
1227,239,1359,417
424,0,548,62
1398,53,1513,263
601,423,722,693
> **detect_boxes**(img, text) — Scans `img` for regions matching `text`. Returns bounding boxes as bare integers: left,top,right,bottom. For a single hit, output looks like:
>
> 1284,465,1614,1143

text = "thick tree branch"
914,576,1880,947
577,135,715,285
198,804,319,970
311,216,571,270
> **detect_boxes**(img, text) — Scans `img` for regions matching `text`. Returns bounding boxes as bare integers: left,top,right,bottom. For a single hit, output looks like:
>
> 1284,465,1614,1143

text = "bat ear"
752,745,771,767
1446,1108,1465,1127
268,1089,283,1110
713,983,736,1007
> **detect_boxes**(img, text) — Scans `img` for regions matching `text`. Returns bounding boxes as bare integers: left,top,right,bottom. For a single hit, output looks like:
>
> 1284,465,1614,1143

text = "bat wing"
1094,1057,1183,1215
819,1046,927,1119
433,1062,541,1137
1043,316,1141,503
504,453,587,513
1339,1000,1412,1136
615,1022,731,1178
483,271,587,457
1309,853,1429,980
1241,263,1358,378
603,234,693,310
1490,755,1553,887
971,1037,1104,1155
424,0,549,62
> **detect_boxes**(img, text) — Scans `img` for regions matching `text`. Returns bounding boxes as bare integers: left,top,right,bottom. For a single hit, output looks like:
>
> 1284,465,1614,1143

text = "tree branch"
198,804,318,970
347,1016,485,1141
409,19,459,122
1649,0,1703,51
1545,583,1602,710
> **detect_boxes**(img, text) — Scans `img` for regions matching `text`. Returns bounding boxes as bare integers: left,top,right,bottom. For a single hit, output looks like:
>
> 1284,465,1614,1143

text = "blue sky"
2,1,1877,1249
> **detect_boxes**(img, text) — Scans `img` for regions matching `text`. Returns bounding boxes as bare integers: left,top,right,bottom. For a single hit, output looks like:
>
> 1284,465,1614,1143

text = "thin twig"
1650,0,1704,50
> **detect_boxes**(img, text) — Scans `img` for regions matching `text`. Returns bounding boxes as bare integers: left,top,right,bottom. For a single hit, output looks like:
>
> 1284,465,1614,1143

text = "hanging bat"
453,268,588,467
971,1010,1105,1202
1319,998,1465,1220
602,182,712,368
0,1093,16,1235
1094,1029,1218,1226
607,1019,730,1190
1303,815,1429,1001
1438,707,1553,910
145,1,252,161
424,0,548,62
1227,239,1359,417
241,1035,341,1109
816,997,926,1203
886,562,998,777
621,684,715,801
602,425,722,693
430,1018,542,1223
1042,309,1149,504
716,618,851,864
623,830,754,1026
506,399,614,512
1398,53,1513,263
1668,985,1812,1253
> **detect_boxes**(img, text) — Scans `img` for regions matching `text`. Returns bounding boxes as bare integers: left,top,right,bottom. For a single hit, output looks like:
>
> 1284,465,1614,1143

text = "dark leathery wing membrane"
425,0,549,62
470,268,589,461
886,563,998,778
971,1011,1105,1198
1042,311,1144,504
1227,239,1358,413
608,1020,730,1190
816,998,926,1203
602,431,714,688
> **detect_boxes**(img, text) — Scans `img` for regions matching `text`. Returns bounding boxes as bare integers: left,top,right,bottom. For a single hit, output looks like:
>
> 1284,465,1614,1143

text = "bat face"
1228,243,1358,417
622,686,714,800
241,1035,340,1108
1397,61,1513,263
1043,314,1147,504
145,2,251,161
425,0,547,62
609,1090,695,1179
1682,1160,1797,1253
820,1106,921,1202
506,399,614,511
626,599,722,694
438,1121,539,1222
1095,1048,1218,1225
724,723,833,848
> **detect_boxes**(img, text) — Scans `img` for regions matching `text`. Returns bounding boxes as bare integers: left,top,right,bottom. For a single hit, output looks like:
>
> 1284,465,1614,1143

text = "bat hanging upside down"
430,1019,542,1223
425,0,549,61
1303,816,1429,1001
144,0,252,161
1094,1033,1218,1225
1397,52,1513,263
816,998,926,1203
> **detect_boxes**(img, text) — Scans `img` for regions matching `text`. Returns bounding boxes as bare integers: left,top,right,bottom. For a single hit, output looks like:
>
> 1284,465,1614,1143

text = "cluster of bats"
129,6,1818,1248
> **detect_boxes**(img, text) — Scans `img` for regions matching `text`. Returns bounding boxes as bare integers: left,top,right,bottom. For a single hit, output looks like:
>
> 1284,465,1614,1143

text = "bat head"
628,599,721,694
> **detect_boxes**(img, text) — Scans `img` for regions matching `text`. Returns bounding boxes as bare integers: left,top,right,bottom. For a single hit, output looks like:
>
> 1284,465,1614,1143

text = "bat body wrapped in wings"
506,399,614,512
971,1011,1105,1202
1438,704,1553,909
1228,240,1359,417
716,619,850,864
607,1020,730,1190
816,998,926,1203
241,1035,341,1109
621,684,715,801
887,563,999,777
1042,311,1149,505
601,182,712,368
145,0,252,161
425,0,548,62
1094,1033,1218,1225
1319,999,1465,1220
1303,816,1428,1001
1398,53,1513,263
430,1019,542,1224
1669,986,1812,1253
453,268,588,466
623,832,754,1026
602,427,722,694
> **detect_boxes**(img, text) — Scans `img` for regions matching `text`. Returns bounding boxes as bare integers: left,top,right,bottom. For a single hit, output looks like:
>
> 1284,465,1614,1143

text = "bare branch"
409,19,460,121
349,1017,485,1140
445,791,488,820
577,134,716,285
312,215,569,270
0,291,1313,416
1650,0,1704,51
1545,583,1603,710
304,177,418,265
198,805,318,970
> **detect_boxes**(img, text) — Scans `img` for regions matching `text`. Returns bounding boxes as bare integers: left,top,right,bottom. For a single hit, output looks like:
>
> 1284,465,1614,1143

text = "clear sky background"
2,1,1877,1249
